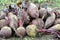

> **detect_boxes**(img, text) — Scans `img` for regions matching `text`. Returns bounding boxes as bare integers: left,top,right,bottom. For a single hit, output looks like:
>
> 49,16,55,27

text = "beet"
26,25,37,37
54,18,60,25
8,12,18,32
16,27,26,37
0,26,12,38
48,24,60,31
54,10,60,18
0,19,8,28
0,11,6,19
39,8,47,19
32,18,44,29
28,3,39,18
44,13,56,28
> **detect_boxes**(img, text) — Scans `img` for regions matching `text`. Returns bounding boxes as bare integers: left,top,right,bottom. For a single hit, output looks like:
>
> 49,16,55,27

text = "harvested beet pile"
0,0,60,40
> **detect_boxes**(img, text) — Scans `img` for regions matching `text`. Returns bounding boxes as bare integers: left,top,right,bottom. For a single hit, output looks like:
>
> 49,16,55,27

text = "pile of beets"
0,0,60,38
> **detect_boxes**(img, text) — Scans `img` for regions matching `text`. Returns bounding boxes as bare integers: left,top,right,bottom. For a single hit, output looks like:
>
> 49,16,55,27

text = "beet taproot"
0,19,8,28
39,8,47,19
16,27,26,37
44,13,56,28
26,25,37,37
0,26,12,38
32,18,44,29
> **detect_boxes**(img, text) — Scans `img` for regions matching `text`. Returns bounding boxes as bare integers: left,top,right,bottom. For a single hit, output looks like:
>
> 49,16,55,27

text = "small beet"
16,27,26,37
45,13,56,28
32,18,44,29
49,24,60,31
54,18,60,25
8,12,18,34
0,19,8,28
0,26,12,38
28,3,39,18
26,25,37,37
39,8,47,19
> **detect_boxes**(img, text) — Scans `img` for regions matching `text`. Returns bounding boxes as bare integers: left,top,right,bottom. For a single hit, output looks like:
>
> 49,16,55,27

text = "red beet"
39,8,47,19
32,18,44,29
28,3,39,18
0,26,12,38
8,12,18,32
16,27,26,37
44,13,56,28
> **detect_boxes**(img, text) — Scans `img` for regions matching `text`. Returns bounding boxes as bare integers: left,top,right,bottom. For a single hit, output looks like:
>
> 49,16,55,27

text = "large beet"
26,25,37,37
45,13,56,28
39,8,47,19
16,27,26,37
28,3,39,18
54,18,60,25
0,11,6,19
32,18,44,29
0,19,8,28
0,26,12,38
8,12,18,31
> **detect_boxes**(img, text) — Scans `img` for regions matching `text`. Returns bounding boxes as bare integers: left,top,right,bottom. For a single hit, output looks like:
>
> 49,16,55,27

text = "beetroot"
54,18,60,25
28,3,39,18
16,27,26,37
8,12,18,31
0,11,6,19
44,13,56,28
0,19,8,28
32,18,44,29
26,25,37,37
0,26,12,38
39,8,47,19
